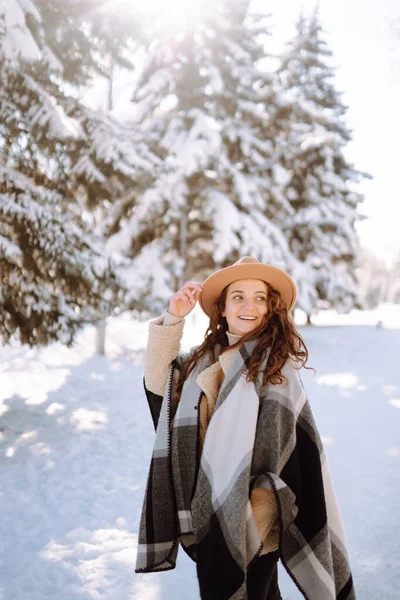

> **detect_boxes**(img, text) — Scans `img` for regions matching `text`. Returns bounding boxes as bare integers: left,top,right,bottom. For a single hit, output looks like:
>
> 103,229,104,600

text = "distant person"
135,257,355,599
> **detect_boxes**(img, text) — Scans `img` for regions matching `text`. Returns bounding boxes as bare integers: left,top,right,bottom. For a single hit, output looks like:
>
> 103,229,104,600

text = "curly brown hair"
176,281,313,397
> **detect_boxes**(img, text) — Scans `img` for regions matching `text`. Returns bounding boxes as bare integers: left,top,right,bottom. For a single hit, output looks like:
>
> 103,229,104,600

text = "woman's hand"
168,281,203,318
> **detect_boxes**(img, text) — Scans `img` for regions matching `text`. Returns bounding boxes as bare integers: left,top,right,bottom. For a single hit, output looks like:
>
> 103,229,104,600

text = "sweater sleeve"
144,313,185,396
250,487,280,554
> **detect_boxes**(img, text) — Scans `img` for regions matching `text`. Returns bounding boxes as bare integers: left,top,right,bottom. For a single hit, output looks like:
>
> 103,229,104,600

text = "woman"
135,257,355,600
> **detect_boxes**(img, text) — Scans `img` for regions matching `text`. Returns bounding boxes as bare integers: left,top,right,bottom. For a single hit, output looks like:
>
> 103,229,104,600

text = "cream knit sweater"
144,312,280,556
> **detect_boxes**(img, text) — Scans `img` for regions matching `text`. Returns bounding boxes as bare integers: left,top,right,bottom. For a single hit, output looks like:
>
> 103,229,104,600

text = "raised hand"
168,281,203,318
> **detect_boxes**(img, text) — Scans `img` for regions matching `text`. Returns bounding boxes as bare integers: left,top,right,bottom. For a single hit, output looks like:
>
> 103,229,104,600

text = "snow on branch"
24,74,83,140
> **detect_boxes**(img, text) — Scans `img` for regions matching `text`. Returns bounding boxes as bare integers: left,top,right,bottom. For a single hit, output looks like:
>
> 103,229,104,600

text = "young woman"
135,257,356,600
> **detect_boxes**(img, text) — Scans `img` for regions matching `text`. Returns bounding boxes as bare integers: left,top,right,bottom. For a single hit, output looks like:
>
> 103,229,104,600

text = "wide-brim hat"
199,256,297,316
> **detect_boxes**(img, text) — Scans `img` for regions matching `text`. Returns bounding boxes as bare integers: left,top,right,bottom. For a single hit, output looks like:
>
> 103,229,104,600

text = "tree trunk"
95,320,106,355
179,210,188,288
95,55,114,356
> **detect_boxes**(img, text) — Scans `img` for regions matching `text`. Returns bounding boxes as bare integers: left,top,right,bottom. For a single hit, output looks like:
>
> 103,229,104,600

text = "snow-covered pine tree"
107,0,297,312
276,9,369,314
0,166,123,345
0,0,154,344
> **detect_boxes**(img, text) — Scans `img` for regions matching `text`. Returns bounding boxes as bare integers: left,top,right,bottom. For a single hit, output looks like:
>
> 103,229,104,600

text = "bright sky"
252,0,400,265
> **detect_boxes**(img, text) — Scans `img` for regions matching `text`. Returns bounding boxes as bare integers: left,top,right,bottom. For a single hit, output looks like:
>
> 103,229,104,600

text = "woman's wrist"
163,310,184,325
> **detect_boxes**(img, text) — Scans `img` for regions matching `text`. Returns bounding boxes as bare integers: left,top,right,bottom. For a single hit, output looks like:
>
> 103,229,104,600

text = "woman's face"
222,278,268,336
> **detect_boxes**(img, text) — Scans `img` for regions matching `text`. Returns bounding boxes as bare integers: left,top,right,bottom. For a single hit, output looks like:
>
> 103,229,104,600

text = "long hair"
176,282,313,398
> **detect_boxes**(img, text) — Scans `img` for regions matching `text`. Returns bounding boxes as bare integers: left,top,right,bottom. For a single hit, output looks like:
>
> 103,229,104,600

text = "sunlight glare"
112,0,210,31
316,372,364,390
388,447,400,457
70,408,108,431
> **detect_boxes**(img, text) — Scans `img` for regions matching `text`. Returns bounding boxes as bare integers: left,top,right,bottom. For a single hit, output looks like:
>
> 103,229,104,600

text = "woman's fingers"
177,291,195,306
178,290,192,304
168,281,203,318
178,282,202,304
181,281,203,295
182,291,197,304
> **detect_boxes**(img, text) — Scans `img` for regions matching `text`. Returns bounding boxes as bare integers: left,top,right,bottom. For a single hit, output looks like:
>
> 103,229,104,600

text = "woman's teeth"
238,316,256,320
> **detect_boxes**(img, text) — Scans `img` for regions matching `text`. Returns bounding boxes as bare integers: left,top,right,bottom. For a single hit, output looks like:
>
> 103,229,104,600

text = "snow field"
0,307,399,599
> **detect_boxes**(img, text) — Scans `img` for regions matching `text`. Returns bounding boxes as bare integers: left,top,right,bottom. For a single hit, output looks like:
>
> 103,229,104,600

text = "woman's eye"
257,296,266,301
233,295,242,300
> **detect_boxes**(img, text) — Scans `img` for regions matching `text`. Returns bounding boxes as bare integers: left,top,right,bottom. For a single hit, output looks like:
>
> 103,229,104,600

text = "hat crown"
233,256,260,266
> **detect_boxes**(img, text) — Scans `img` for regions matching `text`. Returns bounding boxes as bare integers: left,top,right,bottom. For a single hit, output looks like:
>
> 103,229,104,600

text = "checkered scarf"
135,340,355,600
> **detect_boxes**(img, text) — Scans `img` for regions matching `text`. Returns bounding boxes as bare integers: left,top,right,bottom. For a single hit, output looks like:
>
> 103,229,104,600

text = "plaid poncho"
135,339,355,600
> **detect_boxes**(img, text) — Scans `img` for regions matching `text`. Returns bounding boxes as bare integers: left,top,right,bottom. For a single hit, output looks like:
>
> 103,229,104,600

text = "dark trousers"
246,550,282,600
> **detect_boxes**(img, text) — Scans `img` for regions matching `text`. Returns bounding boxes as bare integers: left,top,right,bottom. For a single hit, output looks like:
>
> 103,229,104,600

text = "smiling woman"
135,256,356,600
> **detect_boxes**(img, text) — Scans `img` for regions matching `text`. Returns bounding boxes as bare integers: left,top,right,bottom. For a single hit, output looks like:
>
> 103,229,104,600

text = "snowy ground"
0,305,399,600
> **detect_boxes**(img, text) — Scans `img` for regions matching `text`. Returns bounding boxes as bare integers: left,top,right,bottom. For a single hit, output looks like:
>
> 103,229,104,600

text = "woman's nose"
243,298,254,310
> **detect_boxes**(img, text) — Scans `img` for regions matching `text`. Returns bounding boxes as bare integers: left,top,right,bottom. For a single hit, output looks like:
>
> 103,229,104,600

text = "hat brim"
199,263,297,316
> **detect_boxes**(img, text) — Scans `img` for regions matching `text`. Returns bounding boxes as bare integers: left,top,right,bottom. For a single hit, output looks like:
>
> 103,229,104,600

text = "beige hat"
199,256,297,316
